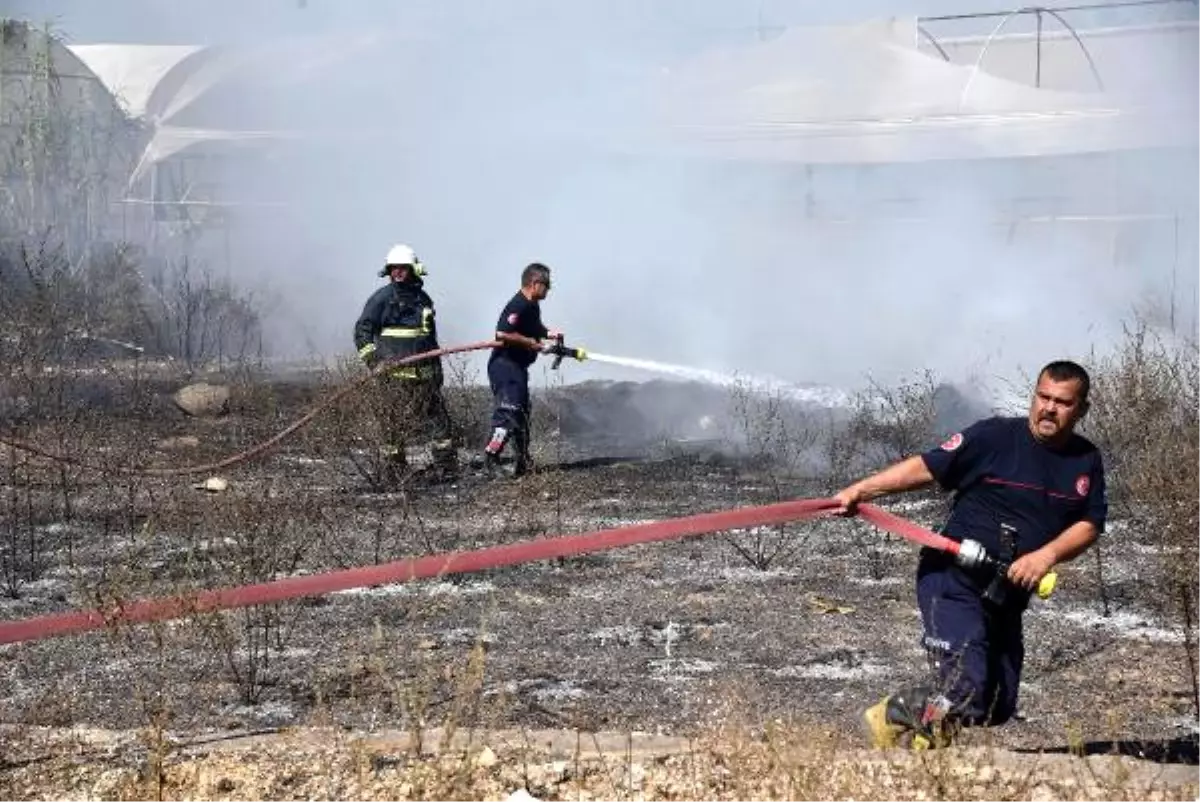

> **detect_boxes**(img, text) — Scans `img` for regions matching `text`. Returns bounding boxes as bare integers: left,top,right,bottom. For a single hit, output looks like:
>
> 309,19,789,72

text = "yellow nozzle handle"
1036,571,1058,600
575,347,588,362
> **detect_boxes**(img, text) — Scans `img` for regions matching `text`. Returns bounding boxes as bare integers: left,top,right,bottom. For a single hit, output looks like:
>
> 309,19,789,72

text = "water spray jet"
583,352,851,408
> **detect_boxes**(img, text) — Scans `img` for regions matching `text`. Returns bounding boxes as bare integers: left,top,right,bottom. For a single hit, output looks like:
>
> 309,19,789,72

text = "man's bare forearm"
842,455,935,502
495,331,540,351
1009,519,1098,588
1040,520,1099,565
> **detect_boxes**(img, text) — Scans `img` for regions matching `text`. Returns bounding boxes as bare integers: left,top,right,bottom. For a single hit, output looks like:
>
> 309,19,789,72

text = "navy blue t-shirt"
920,416,1107,559
491,291,548,368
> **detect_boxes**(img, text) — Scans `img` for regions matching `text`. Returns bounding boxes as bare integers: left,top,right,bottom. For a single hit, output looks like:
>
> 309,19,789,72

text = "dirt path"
2,723,1196,800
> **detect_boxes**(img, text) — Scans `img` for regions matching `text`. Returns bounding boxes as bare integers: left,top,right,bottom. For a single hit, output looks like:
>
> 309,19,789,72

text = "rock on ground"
172,383,230,418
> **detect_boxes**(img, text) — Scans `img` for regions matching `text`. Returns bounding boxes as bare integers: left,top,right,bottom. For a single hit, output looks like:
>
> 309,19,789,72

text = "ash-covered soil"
0,370,1196,797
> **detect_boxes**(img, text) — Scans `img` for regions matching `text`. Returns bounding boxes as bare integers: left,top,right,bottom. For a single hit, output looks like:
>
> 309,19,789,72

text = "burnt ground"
0,368,1196,794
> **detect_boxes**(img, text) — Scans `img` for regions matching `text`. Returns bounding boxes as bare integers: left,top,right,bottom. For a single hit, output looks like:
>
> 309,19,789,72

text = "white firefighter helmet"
382,243,426,277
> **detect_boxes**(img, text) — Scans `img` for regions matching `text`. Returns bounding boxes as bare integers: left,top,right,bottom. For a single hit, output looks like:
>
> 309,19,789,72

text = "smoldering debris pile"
538,378,993,461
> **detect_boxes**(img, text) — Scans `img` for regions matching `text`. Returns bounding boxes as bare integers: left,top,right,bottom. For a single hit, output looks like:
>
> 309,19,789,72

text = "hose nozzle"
548,336,587,369
954,538,1057,600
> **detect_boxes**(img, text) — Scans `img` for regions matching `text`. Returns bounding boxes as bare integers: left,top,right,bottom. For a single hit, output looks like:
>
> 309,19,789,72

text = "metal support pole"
922,0,1193,23
1035,10,1044,87
1171,214,1179,334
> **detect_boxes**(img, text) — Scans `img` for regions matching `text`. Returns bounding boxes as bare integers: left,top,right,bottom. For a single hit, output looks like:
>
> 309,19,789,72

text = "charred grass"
0,330,1196,800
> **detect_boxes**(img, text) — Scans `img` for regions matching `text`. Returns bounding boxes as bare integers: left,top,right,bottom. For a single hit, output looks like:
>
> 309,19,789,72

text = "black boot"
510,429,532,477
430,439,459,480
471,449,503,477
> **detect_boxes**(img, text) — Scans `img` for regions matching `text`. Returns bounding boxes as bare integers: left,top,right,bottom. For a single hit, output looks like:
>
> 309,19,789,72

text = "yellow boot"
912,719,957,749
863,688,956,750
863,696,906,749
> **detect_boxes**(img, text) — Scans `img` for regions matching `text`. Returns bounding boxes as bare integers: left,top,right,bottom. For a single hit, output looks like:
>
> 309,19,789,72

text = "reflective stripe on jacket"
354,282,441,379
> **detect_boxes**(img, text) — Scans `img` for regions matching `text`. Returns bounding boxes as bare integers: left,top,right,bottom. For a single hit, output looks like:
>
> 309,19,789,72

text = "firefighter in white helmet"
353,244,459,484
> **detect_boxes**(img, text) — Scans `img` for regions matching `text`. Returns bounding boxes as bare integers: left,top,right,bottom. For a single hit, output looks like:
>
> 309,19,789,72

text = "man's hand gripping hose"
954,539,1058,600
838,503,1058,601
543,333,588,370
835,483,1057,601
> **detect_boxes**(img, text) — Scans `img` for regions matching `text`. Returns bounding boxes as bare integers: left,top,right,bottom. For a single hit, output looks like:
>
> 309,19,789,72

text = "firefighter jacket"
354,280,441,381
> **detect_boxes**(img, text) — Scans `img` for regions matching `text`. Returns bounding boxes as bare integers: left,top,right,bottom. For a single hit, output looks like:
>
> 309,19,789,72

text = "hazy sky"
6,0,1197,395
5,1,1026,44
14,0,1194,45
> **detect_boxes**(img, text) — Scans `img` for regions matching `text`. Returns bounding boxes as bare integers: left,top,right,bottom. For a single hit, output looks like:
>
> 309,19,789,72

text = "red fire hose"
0,499,957,646
0,339,1046,646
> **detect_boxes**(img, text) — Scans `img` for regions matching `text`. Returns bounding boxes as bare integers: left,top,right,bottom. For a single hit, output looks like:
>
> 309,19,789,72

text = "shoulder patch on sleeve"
940,432,964,452
1075,474,1090,497
507,312,519,326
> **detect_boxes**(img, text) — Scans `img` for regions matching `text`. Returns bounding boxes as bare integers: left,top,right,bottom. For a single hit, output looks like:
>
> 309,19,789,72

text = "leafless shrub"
178,489,316,705
819,371,945,580
298,358,395,491
139,256,263,371
726,378,818,479
0,244,99,588
442,355,493,453
715,380,820,570
1086,320,1199,718
827,369,941,484
0,458,68,598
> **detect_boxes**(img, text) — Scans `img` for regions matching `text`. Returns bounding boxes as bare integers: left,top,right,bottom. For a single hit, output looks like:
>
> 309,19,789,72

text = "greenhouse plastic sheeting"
642,18,1197,163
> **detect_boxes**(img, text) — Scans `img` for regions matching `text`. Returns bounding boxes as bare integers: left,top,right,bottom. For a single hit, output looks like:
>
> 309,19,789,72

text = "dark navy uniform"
353,279,457,472
484,292,548,472
916,416,1107,724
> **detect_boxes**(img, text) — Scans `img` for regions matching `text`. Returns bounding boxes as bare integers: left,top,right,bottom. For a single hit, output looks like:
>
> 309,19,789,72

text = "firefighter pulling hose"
836,359,1105,751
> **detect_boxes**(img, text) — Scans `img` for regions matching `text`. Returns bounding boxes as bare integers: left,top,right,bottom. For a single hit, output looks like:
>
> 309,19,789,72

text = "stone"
474,746,498,769
156,435,200,451
194,476,229,493
172,383,230,417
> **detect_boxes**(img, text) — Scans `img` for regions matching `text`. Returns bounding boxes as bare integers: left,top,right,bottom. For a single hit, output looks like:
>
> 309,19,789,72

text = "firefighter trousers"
485,356,532,471
915,549,1024,727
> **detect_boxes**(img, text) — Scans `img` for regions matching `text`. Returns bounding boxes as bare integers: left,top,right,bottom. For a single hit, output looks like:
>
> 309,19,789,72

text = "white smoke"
14,0,1200,400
